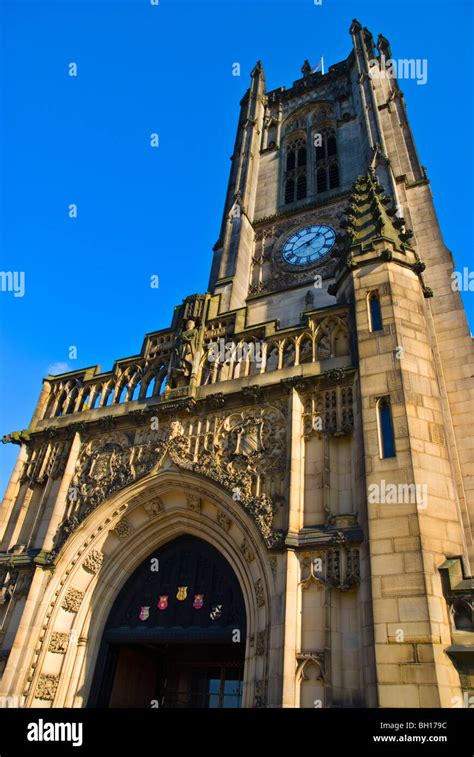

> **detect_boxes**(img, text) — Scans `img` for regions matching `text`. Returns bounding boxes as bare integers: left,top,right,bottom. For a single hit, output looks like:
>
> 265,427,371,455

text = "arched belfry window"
368,291,383,332
317,167,327,194
315,128,340,193
377,397,396,459
284,135,307,204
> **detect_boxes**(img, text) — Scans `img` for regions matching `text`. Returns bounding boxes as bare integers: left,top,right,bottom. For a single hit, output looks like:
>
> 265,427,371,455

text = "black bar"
0,708,471,755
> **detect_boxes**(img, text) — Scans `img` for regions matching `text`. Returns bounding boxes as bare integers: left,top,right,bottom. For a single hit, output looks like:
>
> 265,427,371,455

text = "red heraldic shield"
158,595,168,611
193,594,204,609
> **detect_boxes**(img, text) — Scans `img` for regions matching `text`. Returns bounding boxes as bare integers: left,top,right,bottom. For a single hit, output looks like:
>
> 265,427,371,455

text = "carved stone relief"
35,674,59,701
254,679,265,708
144,497,165,517
48,632,69,654
61,588,84,613
256,630,267,656
240,538,255,564
187,494,201,512
0,567,33,607
216,510,232,532
255,578,266,608
82,550,104,575
0,567,18,605
114,519,133,539
54,407,287,550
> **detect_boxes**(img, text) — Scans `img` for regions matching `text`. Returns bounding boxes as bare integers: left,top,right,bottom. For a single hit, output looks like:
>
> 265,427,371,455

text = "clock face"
281,224,336,266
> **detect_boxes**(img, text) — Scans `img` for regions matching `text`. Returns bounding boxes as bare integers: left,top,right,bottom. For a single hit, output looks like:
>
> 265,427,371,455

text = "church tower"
1,20,473,709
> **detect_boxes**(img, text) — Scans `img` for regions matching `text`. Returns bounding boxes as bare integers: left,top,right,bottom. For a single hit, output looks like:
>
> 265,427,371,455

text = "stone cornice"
0,549,56,571
285,524,363,549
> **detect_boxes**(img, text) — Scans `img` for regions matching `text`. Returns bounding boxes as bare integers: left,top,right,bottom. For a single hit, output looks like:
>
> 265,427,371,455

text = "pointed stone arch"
296,332,314,365
295,652,325,709
14,471,279,709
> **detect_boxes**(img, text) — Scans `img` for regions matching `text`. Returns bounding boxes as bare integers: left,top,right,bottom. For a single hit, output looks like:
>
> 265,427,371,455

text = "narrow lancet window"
368,291,383,332
378,398,396,459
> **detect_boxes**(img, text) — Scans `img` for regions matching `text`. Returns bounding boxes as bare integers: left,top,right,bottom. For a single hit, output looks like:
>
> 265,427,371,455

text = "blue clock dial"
281,224,336,266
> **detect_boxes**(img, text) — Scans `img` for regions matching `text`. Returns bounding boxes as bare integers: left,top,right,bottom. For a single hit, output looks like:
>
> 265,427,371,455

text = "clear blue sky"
1,0,473,494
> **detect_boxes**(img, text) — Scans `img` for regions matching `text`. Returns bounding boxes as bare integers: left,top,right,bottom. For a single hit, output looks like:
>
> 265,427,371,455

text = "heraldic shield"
234,417,264,457
193,594,204,610
97,537,246,638
89,537,247,707
158,596,168,611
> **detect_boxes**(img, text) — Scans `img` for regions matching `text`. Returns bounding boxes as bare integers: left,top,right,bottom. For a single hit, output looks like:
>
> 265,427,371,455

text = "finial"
301,60,312,77
377,33,391,57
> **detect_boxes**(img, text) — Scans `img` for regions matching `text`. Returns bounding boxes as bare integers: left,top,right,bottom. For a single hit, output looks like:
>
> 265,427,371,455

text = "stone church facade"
1,20,473,708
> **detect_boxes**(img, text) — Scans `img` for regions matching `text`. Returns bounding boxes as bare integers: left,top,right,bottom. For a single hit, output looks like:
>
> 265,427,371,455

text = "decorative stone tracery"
302,384,354,439
299,545,360,592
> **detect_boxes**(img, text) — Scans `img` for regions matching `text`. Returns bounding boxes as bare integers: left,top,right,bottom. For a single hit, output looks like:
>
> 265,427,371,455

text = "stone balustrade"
37,309,350,421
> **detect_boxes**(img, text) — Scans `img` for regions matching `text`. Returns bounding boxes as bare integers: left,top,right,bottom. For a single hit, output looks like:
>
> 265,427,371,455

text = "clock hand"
294,235,317,251
303,236,321,251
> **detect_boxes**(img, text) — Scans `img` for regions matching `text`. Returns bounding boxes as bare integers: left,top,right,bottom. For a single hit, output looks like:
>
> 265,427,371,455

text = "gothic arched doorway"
88,535,247,708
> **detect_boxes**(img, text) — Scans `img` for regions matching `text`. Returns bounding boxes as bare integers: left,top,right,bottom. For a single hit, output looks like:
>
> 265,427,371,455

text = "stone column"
30,380,52,427
0,445,29,547
288,388,304,534
41,433,82,553
281,550,300,707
